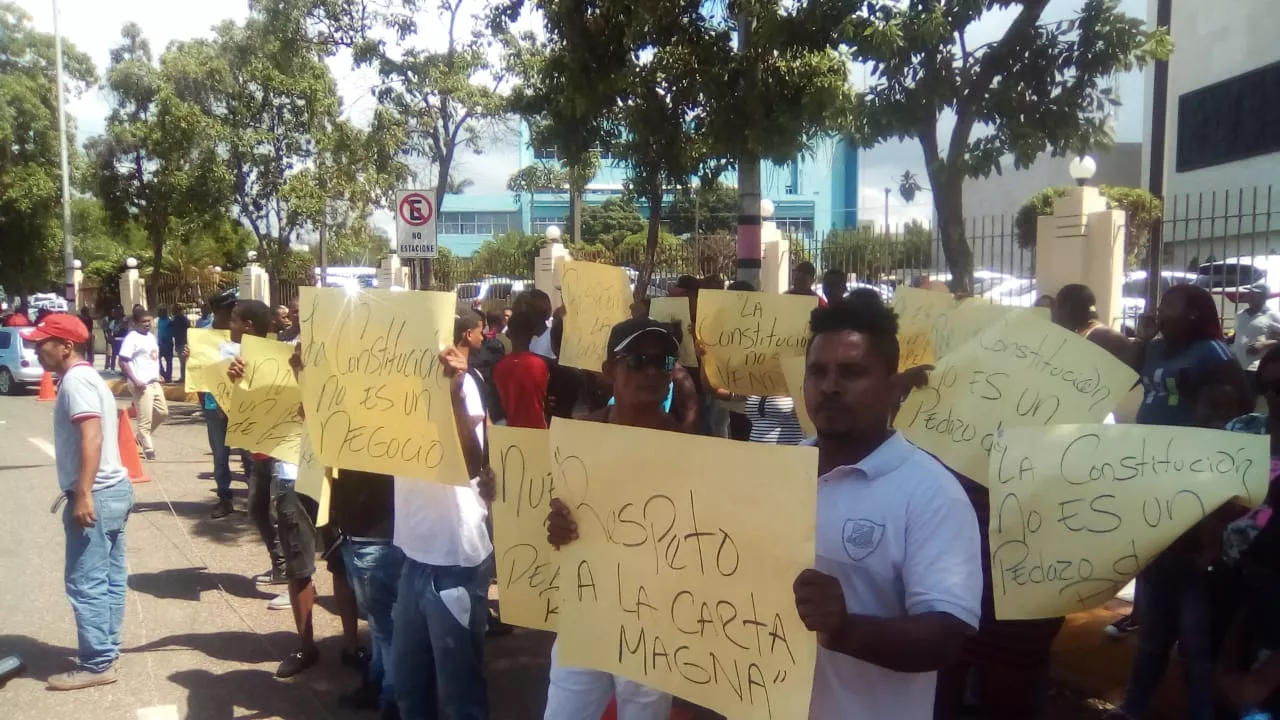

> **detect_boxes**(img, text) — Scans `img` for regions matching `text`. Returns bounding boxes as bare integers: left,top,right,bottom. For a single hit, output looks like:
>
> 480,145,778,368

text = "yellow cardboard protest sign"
780,354,816,439
490,426,559,631
185,329,232,394
892,288,1013,370
295,433,332,528
649,296,698,367
989,424,1268,620
297,287,470,485
895,310,1136,484
696,290,817,396
550,418,819,720
206,358,235,413
225,335,303,464
559,261,633,371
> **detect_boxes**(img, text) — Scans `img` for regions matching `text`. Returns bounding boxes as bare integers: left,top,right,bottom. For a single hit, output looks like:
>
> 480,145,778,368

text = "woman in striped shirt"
745,394,806,445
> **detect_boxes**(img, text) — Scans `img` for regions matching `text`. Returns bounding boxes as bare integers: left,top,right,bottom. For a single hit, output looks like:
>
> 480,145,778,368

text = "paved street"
0,373,1134,720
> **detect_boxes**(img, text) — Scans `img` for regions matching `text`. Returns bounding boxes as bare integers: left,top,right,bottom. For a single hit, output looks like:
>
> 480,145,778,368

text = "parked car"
1194,255,1280,329
1118,270,1198,330
455,276,531,313
983,278,1039,307
27,292,68,313
0,327,43,395
914,270,1015,296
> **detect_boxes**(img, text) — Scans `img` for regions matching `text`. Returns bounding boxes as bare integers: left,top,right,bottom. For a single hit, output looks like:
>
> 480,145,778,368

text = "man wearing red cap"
21,314,132,691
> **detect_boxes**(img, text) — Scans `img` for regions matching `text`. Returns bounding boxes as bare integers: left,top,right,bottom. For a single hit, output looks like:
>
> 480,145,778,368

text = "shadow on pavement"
170,667,323,720
0,635,76,684
129,567,275,603
132,499,257,546
126,630,294,665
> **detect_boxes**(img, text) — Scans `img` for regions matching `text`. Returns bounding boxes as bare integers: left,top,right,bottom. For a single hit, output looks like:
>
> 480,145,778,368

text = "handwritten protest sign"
226,335,303,464
892,288,1013,370
551,418,818,720
206,358,235,413
649,297,698,367
490,426,559,631
779,355,816,439
295,434,332,527
559,261,633,371
185,329,233,394
895,310,1136,484
298,287,470,485
696,290,817,396
989,424,1268,620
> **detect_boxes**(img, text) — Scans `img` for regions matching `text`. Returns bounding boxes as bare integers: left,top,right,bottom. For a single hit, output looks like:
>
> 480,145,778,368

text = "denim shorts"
273,484,318,580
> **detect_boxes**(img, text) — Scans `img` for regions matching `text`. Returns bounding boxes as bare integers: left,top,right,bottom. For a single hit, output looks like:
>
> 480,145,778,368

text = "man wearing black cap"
539,317,682,719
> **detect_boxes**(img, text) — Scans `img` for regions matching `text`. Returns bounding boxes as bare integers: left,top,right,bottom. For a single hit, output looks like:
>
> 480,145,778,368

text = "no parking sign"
395,190,437,258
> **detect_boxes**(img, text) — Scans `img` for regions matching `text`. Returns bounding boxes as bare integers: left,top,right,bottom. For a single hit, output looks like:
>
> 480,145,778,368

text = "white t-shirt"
1233,308,1280,371
119,330,161,385
530,320,556,360
393,372,492,568
807,432,983,720
55,363,128,492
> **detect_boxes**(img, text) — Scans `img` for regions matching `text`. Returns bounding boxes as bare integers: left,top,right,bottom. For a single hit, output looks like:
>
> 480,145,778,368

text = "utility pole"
884,187,891,237
53,0,74,306
318,202,328,288
1145,0,1172,311
735,10,762,289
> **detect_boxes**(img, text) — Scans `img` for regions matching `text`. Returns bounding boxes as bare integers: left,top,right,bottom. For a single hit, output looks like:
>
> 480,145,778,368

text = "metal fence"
152,269,239,311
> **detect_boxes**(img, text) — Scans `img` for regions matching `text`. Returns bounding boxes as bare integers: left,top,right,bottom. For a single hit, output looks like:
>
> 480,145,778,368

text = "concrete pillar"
72,264,83,311
239,262,270,302
119,262,145,311
535,241,572,309
759,220,788,294
1035,186,1126,327
378,253,410,289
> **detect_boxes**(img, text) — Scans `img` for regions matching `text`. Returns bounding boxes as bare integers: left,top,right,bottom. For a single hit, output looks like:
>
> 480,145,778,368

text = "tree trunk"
636,186,662,303
928,169,974,295
148,232,163,309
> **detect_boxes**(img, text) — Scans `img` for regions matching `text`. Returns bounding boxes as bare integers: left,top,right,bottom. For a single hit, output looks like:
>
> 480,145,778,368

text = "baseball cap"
20,313,89,344
209,287,239,310
607,317,679,357
1249,282,1271,296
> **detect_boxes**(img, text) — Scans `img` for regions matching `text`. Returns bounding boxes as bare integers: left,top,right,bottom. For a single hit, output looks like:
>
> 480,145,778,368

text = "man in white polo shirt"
793,292,983,719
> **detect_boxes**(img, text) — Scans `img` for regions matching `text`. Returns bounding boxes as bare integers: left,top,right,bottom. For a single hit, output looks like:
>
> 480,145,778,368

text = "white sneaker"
268,593,292,610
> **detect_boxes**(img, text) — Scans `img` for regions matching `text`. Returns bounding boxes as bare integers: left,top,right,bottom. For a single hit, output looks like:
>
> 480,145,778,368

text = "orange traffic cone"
117,408,150,484
37,371,55,402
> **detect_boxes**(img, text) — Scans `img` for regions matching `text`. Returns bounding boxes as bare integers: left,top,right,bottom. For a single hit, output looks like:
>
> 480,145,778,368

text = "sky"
18,0,1149,229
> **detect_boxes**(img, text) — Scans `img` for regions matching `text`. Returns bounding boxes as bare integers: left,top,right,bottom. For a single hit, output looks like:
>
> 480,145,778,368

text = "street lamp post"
52,0,74,306
1068,155,1098,187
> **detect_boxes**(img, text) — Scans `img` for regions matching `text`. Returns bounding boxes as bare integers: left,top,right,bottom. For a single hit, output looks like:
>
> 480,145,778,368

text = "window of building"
534,147,558,161
532,216,563,235
775,216,815,240
439,212,516,235
1176,60,1280,173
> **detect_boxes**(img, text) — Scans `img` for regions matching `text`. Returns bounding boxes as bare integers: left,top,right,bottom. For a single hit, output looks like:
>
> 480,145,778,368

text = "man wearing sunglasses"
541,316,682,719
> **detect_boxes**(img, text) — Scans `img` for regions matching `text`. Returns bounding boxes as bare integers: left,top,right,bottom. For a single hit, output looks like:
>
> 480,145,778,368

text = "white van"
1195,255,1280,329
455,277,530,313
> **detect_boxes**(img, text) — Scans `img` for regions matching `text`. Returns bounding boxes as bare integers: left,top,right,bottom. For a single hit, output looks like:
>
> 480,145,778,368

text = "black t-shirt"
170,315,190,346
328,471,394,540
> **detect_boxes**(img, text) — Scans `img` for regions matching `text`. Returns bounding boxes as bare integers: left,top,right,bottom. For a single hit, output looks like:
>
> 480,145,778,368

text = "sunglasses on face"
616,353,677,372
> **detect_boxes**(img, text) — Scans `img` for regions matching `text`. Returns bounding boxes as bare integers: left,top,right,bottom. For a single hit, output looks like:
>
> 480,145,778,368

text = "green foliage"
615,232,687,274
1016,184,1163,267
322,222,392,266
567,242,614,265
818,222,932,281
580,198,645,248
666,180,737,236
845,0,1171,292
0,3,97,293
471,230,541,278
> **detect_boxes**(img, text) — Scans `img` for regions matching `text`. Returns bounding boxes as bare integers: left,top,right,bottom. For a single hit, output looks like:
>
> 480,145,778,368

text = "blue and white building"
435,123,861,255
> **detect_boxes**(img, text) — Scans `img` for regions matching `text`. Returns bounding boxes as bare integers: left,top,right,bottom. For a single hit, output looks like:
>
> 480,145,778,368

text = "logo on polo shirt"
842,518,885,562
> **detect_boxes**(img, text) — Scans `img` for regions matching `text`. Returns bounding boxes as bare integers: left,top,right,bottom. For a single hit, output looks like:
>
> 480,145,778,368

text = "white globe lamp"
247,250,259,263
544,225,562,242
760,198,776,219
72,259,82,270
125,257,138,269
1068,155,1097,187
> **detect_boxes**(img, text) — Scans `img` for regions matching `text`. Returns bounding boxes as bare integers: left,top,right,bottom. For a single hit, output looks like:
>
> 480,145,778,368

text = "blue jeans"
64,481,134,672
391,555,492,720
1120,550,1215,720
202,407,232,501
342,540,404,711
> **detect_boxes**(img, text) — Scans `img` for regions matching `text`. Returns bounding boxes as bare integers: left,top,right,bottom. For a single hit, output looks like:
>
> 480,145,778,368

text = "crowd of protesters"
11,269,1280,720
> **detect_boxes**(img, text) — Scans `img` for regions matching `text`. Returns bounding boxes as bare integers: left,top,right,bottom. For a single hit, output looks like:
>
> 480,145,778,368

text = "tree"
580,198,645,248
845,0,1171,292
471,230,541,277
666,180,738,237
445,175,474,194
1016,184,1162,267
375,0,506,214
88,24,229,304
615,231,687,275
0,3,96,293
